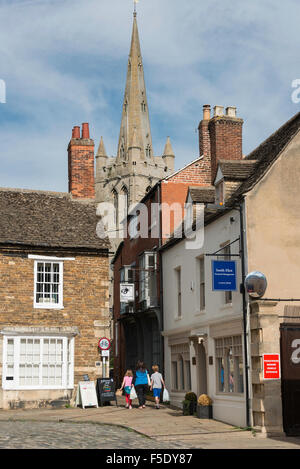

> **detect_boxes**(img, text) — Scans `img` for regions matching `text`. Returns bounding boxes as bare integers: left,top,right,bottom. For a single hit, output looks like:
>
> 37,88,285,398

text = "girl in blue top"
132,360,150,409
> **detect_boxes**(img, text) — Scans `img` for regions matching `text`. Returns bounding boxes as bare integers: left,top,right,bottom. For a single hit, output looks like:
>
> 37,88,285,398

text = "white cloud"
0,0,300,190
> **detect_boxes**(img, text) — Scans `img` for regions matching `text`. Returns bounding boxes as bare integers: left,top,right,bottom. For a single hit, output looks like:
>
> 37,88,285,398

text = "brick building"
0,188,110,409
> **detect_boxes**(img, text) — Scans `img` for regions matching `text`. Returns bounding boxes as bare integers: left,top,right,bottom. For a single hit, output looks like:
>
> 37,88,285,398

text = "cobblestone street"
0,420,187,450
0,401,300,449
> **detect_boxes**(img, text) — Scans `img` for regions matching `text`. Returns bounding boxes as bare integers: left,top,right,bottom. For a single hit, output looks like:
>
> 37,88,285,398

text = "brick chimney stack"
198,105,243,184
68,123,95,199
209,105,243,182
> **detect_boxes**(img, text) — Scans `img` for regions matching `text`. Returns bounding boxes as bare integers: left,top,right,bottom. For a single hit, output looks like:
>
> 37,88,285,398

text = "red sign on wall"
263,354,281,380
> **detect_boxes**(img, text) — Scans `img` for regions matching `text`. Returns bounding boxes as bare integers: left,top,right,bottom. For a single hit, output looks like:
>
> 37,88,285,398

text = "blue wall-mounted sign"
212,260,237,291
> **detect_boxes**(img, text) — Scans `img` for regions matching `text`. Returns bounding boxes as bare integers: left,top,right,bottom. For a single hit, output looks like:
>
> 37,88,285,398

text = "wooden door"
280,324,300,436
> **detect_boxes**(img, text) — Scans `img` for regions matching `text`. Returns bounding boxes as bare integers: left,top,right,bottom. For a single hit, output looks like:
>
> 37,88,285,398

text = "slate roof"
228,111,300,203
0,188,110,251
217,160,257,181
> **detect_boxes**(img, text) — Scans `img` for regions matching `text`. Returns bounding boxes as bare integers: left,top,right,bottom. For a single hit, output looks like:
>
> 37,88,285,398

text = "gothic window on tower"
141,102,146,112
112,189,118,228
120,144,126,160
120,186,129,221
146,144,151,158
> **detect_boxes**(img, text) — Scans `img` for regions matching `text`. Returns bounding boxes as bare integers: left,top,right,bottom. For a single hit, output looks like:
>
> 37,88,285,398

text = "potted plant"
197,394,213,419
182,392,197,415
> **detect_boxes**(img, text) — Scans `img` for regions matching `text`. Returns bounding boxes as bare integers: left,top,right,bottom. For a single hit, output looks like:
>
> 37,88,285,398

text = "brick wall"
209,117,243,182
68,138,95,199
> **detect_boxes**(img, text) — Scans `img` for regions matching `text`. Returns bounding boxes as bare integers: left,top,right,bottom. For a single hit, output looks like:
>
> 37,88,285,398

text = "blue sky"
0,0,300,192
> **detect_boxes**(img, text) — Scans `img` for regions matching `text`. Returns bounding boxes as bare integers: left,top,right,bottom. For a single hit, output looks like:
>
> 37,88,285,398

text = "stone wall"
0,249,110,408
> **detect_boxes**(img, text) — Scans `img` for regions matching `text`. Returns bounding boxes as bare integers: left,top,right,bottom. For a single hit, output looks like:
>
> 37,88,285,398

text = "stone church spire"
117,12,153,161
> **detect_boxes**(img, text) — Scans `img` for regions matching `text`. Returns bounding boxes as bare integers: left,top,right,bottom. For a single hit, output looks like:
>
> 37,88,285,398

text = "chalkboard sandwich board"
96,378,117,407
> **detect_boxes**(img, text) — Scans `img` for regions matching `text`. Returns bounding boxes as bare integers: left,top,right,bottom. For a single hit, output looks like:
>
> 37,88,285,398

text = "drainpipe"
158,182,165,377
239,199,251,428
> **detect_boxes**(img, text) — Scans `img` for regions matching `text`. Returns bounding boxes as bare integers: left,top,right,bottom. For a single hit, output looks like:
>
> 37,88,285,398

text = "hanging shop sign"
212,260,237,291
263,354,281,380
98,337,111,351
120,283,135,303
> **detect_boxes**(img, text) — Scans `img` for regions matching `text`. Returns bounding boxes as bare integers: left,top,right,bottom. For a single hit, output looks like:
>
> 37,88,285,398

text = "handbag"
116,389,123,397
130,386,137,400
163,388,170,402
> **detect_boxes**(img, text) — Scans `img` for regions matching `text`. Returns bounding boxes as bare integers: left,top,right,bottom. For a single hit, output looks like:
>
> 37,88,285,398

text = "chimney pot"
203,104,211,121
73,126,80,139
226,106,237,118
82,123,90,139
214,106,224,117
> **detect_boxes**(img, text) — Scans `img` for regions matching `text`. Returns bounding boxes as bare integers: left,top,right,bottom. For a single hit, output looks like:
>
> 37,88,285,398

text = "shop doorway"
280,324,300,436
197,342,208,396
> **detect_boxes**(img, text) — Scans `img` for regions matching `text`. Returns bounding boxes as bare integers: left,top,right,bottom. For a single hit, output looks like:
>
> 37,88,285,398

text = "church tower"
95,11,175,212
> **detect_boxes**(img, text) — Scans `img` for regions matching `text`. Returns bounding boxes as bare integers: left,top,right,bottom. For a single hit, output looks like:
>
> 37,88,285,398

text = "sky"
0,0,300,192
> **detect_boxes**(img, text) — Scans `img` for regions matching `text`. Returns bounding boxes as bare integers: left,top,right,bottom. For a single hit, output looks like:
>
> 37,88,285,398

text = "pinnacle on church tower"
97,136,107,158
117,11,153,161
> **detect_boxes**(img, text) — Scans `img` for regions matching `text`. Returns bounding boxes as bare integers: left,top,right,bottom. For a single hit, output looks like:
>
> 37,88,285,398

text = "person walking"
120,369,133,409
132,361,150,409
150,365,165,409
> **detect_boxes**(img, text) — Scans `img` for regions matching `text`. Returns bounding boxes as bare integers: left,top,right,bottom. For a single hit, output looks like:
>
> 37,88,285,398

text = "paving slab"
0,398,300,449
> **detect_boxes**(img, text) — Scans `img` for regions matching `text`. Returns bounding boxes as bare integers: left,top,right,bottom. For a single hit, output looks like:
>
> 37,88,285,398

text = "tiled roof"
228,112,300,202
0,188,110,251
188,186,215,203
218,160,257,181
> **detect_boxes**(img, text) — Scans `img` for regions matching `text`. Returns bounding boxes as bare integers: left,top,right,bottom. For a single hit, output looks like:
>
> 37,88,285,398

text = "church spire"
117,12,153,161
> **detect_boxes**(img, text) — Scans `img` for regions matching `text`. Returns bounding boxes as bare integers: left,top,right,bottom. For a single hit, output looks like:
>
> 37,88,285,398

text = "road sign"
212,260,237,291
98,337,111,351
263,354,281,380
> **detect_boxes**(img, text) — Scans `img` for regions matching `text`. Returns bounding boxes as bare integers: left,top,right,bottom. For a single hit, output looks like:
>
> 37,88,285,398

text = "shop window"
215,335,244,394
2,335,74,390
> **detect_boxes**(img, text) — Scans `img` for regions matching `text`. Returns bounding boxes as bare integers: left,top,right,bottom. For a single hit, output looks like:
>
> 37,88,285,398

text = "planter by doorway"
196,404,213,419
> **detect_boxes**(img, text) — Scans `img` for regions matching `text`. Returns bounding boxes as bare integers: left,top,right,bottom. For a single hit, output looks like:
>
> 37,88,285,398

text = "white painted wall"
162,209,247,427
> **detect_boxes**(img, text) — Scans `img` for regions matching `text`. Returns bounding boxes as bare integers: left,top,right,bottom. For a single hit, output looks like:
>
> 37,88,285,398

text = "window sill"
219,303,233,311
3,385,74,391
34,305,64,310
214,392,244,399
195,310,206,317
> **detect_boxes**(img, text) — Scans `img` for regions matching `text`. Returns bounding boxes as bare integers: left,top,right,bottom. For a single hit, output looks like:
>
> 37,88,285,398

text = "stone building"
0,188,110,409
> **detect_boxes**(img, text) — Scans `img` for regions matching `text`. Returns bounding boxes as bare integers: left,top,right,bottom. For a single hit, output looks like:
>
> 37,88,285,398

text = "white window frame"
139,252,157,304
2,335,74,390
33,260,64,309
